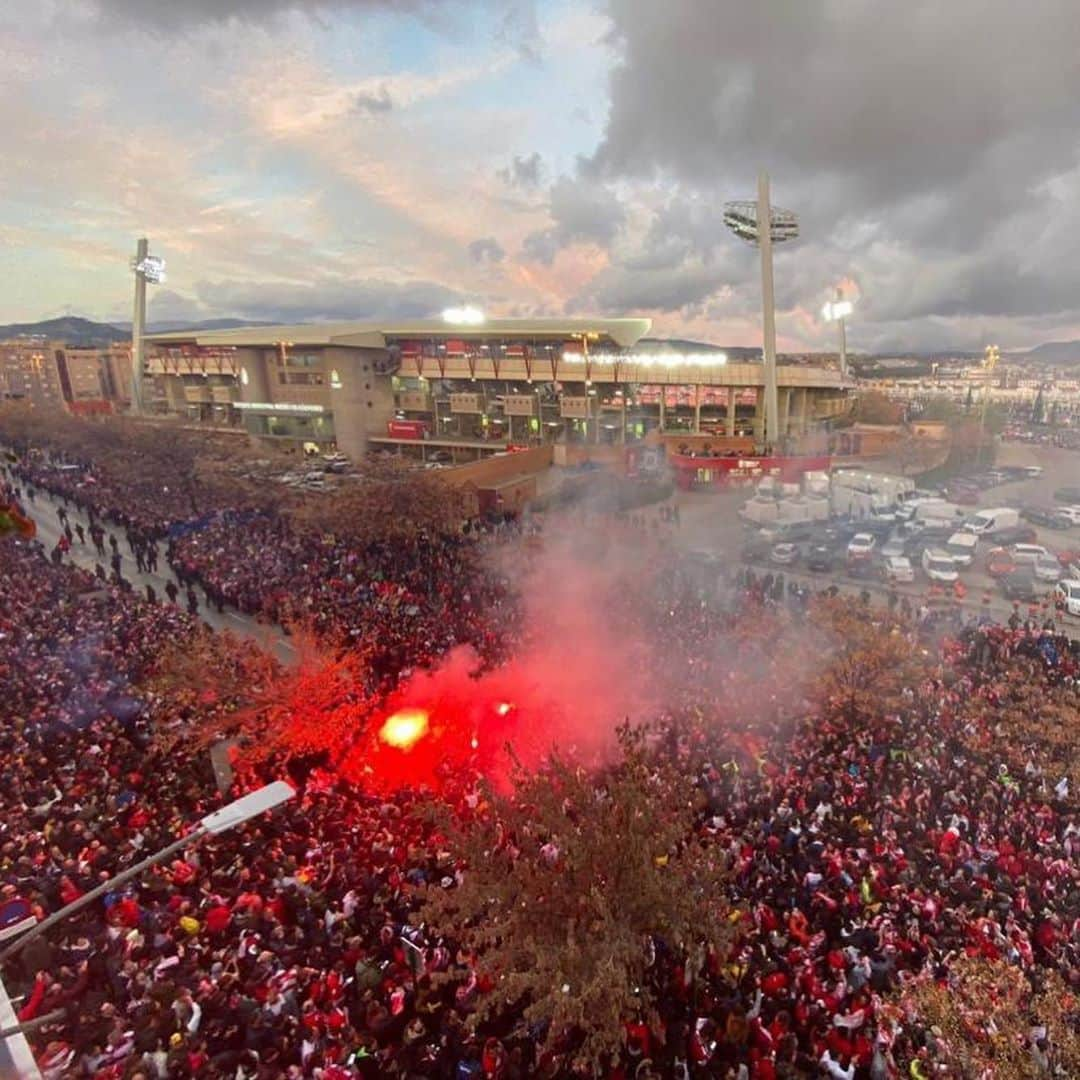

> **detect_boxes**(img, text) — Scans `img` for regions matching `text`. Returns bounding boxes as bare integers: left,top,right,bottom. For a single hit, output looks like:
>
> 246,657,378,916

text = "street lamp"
0,781,295,967
822,289,854,379
724,172,799,450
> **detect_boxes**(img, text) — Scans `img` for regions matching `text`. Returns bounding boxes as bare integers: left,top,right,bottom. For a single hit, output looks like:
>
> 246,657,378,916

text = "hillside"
0,316,128,347
1024,340,1080,365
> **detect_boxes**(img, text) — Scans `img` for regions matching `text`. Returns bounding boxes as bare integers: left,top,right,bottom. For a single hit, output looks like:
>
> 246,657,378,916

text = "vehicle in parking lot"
1055,579,1080,615
1010,543,1052,566
1020,505,1072,529
1054,505,1080,525
846,533,877,561
944,531,977,567
922,548,959,583
805,544,836,572
882,555,914,583
991,524,1038,547
1054,486,1080,503
1001,570,1041,604
1034,554,1064,583
879,535,906,559
758,521,816,544
985,547,1017,578
962,507,1019,536
770,542,799,566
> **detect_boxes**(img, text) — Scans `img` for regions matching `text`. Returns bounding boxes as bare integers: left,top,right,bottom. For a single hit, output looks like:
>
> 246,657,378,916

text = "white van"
963,507,1020,536
1055,579,1080,615
945,531,978,567
922,548,959,583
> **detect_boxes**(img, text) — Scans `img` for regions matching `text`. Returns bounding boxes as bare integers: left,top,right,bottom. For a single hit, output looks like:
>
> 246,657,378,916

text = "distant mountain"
0,316,128,347
0,316,275,346
1023,340,1080,365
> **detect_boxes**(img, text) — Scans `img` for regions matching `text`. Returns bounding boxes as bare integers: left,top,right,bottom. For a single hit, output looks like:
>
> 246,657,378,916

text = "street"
20,489,297,666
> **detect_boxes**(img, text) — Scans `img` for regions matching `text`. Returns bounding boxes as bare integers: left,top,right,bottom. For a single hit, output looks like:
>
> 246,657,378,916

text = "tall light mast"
129,239,165,413
724,172,799,449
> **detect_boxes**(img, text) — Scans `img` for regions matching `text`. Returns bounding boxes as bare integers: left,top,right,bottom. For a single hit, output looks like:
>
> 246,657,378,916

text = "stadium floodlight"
134,254,166,285
441,306,485,325
129,238,166,415
821,289,854,379
724,172,799,450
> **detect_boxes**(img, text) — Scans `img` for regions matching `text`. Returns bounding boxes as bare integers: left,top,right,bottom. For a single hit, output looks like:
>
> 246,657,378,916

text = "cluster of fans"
1,448,1078,1079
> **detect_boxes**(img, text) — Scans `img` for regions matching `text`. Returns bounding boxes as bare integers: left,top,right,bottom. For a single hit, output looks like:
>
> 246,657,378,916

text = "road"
21,489,297,666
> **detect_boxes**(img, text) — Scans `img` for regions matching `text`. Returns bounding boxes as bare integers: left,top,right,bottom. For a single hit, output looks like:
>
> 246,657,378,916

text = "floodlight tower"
822,288,855,379
129,238,166,414
724,172,799,449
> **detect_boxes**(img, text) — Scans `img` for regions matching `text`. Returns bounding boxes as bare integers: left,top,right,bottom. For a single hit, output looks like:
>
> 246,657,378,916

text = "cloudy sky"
3,0,1080,351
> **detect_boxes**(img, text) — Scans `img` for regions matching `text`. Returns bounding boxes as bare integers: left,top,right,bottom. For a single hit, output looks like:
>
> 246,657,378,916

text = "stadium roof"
147,317,652,351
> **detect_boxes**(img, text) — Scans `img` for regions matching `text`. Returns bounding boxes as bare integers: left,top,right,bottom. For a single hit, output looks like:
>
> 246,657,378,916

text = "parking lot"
669,441,1080,624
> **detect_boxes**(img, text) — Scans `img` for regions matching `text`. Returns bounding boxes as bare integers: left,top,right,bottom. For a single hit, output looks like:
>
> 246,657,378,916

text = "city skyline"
5,1,1080,353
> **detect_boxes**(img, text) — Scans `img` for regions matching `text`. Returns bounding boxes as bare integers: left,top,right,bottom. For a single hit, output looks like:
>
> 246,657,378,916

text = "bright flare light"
822,299,854,321
441,306,485,325
496,702,513,717
379,708,430,749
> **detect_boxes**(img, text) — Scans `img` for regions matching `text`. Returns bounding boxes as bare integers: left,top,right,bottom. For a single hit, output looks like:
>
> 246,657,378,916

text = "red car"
985,547,1017,578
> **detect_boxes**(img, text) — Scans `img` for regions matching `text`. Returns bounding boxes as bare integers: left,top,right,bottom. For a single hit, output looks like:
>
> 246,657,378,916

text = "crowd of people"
0,445,1078,1079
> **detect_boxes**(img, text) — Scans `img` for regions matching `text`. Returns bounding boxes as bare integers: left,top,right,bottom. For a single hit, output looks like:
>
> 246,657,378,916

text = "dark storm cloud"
467,237,506,264
575,0,1080,343
520,175,626,265
498,152,544,190
193,277,462,321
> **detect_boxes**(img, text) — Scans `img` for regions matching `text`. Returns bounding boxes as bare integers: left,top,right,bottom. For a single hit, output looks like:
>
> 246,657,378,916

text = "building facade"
146,318,852,460
0,340,131,413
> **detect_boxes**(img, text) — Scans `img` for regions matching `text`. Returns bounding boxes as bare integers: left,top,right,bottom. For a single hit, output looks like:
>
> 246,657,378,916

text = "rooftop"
147,317,652,351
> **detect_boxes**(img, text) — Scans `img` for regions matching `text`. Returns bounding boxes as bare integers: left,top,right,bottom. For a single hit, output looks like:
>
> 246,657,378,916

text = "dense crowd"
1,447,1078,1079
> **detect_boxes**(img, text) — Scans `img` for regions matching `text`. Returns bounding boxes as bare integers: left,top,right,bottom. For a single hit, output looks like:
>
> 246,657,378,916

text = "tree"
417,726,732,1068
287,459,469,544
1031,386,1046,425
850,390,903,426
891,956,1080,1078
811,599,926,724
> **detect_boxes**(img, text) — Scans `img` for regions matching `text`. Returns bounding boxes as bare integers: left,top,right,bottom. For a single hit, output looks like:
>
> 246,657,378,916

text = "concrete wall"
441,444,554,487
327,347,396,459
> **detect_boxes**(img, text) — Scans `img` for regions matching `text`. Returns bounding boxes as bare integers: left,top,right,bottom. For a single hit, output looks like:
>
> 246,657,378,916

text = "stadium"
146,316,851,462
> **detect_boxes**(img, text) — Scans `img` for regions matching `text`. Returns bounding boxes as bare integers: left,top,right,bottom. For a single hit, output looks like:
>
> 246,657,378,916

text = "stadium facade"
146,318,851,460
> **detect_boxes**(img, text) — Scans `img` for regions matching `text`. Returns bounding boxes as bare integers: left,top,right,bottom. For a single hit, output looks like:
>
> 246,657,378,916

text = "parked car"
1001,571,1041,604
1020,505,1072,529
985,547,1017,578
880,535,908,559
992,525,1039,546
1055,579,1080,615
1034,554,1064,583
922,548,959,583
770,542,799,566
944,531,978,567
846,533,877,561
1010,543,1052,566
962,507,1020,536
1054,486,1080,503
806,544,836,572
1055,505,1080,526
882,555,915,583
